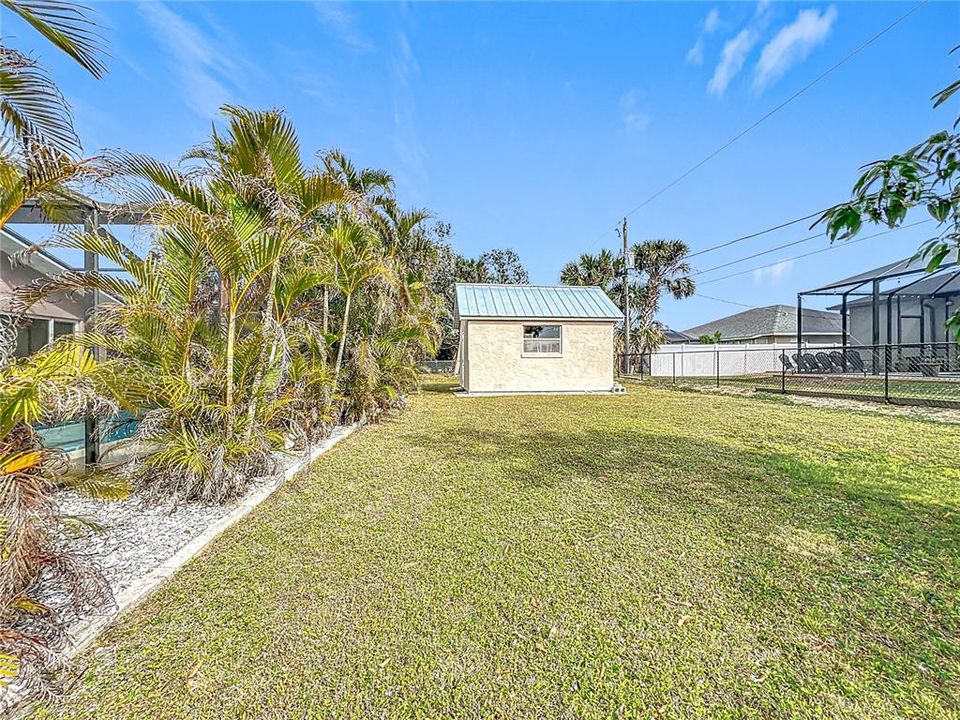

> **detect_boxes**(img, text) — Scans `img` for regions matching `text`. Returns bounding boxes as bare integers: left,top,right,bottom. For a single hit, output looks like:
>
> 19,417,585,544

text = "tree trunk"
244,259,282,441
225,302,236,411
333,292,352,384
322,286,329,335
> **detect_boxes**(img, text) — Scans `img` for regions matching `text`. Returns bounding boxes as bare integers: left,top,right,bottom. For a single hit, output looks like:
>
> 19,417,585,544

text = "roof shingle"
683,305,841,340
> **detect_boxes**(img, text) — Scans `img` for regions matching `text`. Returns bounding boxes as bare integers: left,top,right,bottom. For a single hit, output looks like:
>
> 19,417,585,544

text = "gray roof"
683,304,842,340
455,283,621,321
664,327,696,343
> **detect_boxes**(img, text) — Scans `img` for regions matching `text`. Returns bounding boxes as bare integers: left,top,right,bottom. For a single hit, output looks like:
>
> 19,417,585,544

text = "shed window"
523,325,561,355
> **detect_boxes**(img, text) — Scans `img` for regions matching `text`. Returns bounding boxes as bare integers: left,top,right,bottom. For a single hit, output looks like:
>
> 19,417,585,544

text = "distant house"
0,227,87,356
801,257,959,347
663,327,695,343
454,283,621,394
683,304,842,345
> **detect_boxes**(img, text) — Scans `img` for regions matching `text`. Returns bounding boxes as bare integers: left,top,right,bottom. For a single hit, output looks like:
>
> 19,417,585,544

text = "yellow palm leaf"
0,450,42,475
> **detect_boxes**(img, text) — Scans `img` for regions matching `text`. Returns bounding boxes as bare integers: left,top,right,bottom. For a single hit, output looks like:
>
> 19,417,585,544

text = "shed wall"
463,319,614,393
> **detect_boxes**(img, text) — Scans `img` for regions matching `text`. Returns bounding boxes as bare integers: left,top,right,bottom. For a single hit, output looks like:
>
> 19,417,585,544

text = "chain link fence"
621,342,960,408
419,360,456,374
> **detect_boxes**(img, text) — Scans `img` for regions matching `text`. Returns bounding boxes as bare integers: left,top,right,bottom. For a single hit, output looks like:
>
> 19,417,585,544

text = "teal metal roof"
455,283,621,321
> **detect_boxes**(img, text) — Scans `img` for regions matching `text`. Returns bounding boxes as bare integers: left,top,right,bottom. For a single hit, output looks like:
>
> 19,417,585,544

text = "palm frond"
0,0,106,78
0,47,79,153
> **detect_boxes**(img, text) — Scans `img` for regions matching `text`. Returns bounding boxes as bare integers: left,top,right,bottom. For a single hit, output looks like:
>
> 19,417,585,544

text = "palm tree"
328,218,387,382
1,1,106,79
559,249,619,292
630,239,695,352
0,1,106,226
104,106,344,439
320,148,394,209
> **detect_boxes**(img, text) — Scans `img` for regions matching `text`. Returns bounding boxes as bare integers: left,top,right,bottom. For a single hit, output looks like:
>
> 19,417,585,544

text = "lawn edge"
65,422,361,659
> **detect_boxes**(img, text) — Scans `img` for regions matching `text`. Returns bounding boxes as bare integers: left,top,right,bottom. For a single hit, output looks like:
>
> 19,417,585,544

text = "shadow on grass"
400,421,959,562
392,420,959,696
417,378,458,394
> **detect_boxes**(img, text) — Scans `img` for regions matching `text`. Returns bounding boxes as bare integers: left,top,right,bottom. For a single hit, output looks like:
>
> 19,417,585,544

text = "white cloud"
392,31,426,190
753,259,794,284
708,28,759,97
704,8,722,33
314,1,372,53
754,6,838,91
686,8,721,65
138,1,243,118
619,89,650,134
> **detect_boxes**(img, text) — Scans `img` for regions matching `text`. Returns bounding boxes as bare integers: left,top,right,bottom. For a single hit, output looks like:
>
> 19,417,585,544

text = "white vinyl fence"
646,343,824,379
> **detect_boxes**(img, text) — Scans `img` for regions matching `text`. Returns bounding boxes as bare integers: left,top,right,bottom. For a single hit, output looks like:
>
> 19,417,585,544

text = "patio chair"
828,350,847,372
801,352,822,373
780,353,795,372
843,350,866,374
815,352,836,373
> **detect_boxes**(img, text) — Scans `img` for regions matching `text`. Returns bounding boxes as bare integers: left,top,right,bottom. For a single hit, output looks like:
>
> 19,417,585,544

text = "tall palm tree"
630,239,695,352
559,249,619,292
328,218,387,382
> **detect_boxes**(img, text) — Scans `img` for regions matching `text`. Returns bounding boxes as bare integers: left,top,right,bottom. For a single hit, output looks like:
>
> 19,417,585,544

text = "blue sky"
3,0,958,331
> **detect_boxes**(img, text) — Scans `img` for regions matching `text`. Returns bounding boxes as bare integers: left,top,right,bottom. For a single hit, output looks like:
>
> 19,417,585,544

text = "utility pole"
618,217,630,373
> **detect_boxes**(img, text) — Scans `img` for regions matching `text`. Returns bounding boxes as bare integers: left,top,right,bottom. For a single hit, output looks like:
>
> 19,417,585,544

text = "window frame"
521,324,563,358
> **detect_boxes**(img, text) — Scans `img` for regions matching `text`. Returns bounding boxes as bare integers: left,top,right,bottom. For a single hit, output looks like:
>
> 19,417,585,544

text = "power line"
697,220,933,286
617,0,928,222
693,292,756,308
687,210,824,260
692,230,826,276
587,0,928,248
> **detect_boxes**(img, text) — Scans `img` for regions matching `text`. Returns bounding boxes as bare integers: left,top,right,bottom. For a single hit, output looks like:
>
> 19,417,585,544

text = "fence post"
672,352,676,384
716,348,720,388
884,344,891,403
781,352,786,394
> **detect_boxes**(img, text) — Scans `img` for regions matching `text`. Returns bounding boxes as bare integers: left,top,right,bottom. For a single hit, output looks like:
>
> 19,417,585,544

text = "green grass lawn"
33,379,960,719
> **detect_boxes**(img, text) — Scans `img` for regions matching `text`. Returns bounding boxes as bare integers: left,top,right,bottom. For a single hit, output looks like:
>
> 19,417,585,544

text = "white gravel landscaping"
56,423,358,649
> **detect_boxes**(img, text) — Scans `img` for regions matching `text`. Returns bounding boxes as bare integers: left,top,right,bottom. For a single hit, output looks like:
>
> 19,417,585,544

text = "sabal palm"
559,249,619,291
630,239,695,350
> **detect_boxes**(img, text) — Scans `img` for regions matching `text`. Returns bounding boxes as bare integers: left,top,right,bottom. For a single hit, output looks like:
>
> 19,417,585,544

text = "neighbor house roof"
1,227,123,305
683,304,841,341
663,327,696,343
455,283,621,321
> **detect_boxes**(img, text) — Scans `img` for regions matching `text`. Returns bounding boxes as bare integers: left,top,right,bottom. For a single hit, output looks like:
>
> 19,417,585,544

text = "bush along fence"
620,342,960,409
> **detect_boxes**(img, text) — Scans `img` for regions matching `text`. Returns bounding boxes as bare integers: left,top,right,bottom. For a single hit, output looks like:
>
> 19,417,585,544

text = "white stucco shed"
454,283,622,394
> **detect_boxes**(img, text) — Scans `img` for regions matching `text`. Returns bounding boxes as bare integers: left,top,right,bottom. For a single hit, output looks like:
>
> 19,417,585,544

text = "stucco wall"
1,250,85,321
463,319,614,393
